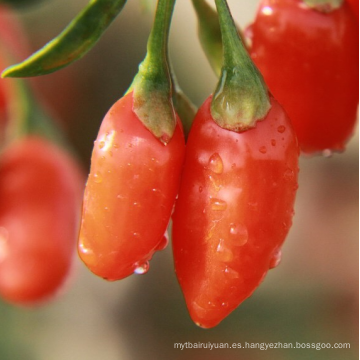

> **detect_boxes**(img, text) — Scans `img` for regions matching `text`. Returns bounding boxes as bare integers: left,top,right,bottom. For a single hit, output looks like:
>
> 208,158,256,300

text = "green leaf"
2,0,127,78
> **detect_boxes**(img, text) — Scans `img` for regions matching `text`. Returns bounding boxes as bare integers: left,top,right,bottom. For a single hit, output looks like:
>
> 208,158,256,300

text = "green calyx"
302,0,343,12
211,0,270,131
192,0,223,77
128,0,177,144
2,0,127,78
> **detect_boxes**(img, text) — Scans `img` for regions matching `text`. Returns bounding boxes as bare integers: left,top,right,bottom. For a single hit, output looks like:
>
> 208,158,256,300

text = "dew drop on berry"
98,141,105,149
134,261,150,275
259,146,267,154
210,198,227,211
223,266,239,279
322,149,332,158
269,248,282,269
93,172,102,183
216,239,234,262
229,223,248,246
277,125,286,133
155,231,169,251
206,153,224,174
283,168,295,181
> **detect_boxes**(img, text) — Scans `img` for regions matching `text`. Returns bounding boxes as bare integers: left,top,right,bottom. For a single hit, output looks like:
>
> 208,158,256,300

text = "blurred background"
0,0,358,359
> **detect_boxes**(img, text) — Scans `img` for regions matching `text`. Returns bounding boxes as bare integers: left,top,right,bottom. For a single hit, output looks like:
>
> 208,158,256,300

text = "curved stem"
0,43,65,154
192,0,223,76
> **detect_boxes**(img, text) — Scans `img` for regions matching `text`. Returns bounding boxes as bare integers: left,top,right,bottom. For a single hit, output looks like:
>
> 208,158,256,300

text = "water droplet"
134,261,149,275
206,153,224,174
210,198,227,211
283,168,294,181
78,242,93,256
113,143,119,149
229,223,248,246
216,239,234,262
259,146,267,154
269,248,282,269
98,130,116,151
271,139,276,146
208,175,222,192
99,141,105,149
322,149,332,158
224,266,239,279
277,125,286,133
93,172,102,183
104,207,109,211
199,186,203,193
155,232,169,251
217,238,225,252
133,202,140,207
133,232,140,239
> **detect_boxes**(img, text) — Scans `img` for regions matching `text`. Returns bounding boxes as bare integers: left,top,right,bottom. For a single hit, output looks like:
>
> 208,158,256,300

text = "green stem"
2,78,67,151
129,0,176,144
211,0,270,131
0,43,65,153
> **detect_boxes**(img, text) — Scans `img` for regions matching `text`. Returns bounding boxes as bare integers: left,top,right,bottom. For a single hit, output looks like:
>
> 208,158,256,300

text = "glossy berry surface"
78,92,185,281
172,95,299,328
249,0,359,154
